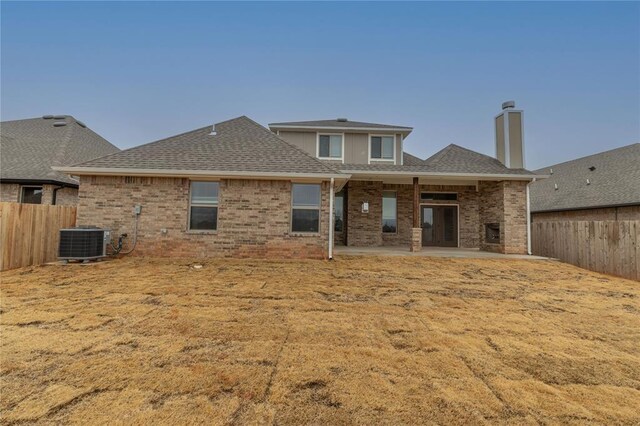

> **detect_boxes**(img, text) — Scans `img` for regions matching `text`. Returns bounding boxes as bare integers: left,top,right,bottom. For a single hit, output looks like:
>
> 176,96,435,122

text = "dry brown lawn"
1,256,639,425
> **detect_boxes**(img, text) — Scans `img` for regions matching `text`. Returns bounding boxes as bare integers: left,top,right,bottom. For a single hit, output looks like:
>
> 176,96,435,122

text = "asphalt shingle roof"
1,116,119,185
338,144,536,176
72,116,341,176
402,152,425,166
269,119,412,131
530,143,640,212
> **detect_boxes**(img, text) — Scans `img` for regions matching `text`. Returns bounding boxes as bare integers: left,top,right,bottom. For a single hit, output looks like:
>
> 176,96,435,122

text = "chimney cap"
501,101,516,110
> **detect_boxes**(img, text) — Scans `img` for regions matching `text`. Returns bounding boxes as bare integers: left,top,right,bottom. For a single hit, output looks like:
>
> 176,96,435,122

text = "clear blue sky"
2,1,638,169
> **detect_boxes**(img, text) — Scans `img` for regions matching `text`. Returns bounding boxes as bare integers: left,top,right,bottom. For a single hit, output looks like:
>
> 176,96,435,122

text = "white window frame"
187,181,219,232
382,190,397,234
19,185,44,204
368,134,396,163
291,183,322,234
316,133,344,162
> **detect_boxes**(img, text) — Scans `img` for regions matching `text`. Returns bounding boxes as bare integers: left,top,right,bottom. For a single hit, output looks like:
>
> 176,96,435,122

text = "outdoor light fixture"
361,202,369,213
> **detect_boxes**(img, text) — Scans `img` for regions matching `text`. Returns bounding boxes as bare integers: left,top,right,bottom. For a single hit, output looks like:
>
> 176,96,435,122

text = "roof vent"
209,125,217,136
76,120,87,128
554,183,558,190
53,115,66,120
336,118,348,122
586,178,591,185
588,166,596,171
549,168,553,175
42,115,54,119
53,121,67,127
501,100,515,110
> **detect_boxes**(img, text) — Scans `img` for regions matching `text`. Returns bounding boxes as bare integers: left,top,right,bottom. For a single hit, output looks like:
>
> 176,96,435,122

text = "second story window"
370,136,395,160
318,134,343,159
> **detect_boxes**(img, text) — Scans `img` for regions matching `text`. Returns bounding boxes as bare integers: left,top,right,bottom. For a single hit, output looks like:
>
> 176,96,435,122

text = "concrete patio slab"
334,246,549,260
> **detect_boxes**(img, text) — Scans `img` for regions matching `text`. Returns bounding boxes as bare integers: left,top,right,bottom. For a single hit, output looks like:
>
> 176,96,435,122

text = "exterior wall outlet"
160,228,167,235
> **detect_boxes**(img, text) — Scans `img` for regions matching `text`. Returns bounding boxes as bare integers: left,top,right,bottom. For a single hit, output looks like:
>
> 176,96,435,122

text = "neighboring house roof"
62,116,344,178
1,115,120,186
338,144,536,178
269,119,413,134
402,152,425,166
530,143,640,213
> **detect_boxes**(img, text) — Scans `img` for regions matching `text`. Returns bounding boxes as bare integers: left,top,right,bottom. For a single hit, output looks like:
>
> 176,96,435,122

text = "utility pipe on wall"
328,178,335,260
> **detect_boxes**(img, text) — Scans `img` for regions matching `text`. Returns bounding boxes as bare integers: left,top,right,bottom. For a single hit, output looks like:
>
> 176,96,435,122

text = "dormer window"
317,134,343,160
370,135,395,161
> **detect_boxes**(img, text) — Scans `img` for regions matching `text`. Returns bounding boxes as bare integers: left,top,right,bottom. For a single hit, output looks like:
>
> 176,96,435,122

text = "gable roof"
269,119,412,134
338,144,536,178
1,115,119,186
530,143,640,212
403,152,425,166
60,116,344,178
422,144,533,175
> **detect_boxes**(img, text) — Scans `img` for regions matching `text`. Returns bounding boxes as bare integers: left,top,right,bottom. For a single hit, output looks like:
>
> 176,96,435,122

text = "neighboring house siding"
278,131,402,165
0,183,78,205
345,182,482,249
532,205,640,222
77,176,330,259
478,180,528,254
54,187,79,206
0,183,20,202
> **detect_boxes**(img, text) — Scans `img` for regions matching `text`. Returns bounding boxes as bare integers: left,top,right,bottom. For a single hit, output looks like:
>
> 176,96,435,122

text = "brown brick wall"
532,205,640,222
77,176,330,259
478,180,528,254
345,182,480,248
0,183,20,202
0,183,78,205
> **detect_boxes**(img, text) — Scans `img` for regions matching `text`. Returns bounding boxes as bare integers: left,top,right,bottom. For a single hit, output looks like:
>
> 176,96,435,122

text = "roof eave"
343,170,545,180
52,166,349,181
269,124,413,135
531,202,640,214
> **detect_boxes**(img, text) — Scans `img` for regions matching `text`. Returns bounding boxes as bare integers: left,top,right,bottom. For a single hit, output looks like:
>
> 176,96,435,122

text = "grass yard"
1,256,639,424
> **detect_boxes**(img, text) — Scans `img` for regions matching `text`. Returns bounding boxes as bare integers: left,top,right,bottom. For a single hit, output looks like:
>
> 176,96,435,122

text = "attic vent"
549,168,553,175
586,179,591,185
589,166,596,171
336,118,348,122
76,120,87,128
53,115,66,120
53,121,67,127
42,115,54,119
554,183,558,190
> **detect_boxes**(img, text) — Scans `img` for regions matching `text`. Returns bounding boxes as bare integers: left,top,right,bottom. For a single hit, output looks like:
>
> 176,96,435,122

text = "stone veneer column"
410,227,422,252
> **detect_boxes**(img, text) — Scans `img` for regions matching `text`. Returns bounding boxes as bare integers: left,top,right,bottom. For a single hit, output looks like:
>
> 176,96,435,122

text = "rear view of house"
55,103,540,259
0,115,119,205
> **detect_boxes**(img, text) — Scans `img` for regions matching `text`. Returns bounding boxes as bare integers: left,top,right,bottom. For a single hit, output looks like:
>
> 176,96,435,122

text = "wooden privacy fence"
0,202,77,271
531,220,639,281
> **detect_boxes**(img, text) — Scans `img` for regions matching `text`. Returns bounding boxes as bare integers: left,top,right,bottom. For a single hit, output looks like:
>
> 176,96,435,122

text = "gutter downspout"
328,178,335,260
526,178,536,255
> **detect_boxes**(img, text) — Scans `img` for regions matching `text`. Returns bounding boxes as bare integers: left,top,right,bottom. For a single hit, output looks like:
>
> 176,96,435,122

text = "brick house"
55,103,540,259
0,115,119,205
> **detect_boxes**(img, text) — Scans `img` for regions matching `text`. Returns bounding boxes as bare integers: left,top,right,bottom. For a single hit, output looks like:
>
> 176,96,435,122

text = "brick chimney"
495,101,524,168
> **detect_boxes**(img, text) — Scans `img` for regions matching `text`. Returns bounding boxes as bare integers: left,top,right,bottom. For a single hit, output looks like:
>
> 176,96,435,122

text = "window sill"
186,230,218,235
290,232,320,237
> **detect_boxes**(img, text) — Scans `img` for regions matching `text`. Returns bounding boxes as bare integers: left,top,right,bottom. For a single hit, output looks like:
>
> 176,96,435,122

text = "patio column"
410,177,422,252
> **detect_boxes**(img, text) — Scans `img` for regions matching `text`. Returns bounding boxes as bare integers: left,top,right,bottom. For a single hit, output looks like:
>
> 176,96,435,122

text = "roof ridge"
535,142,640,171
69,125,211,167
50,117,77,167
